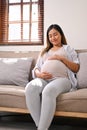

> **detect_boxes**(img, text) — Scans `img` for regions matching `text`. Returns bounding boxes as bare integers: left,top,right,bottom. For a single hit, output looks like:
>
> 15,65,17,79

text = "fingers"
41,72,53,79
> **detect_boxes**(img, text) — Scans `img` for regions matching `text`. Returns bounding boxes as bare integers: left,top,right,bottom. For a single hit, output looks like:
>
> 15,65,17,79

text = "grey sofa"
0,50,87,118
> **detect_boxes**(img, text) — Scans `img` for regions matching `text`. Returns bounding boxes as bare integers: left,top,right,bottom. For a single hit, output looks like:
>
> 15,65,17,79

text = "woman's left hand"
48,54,79,73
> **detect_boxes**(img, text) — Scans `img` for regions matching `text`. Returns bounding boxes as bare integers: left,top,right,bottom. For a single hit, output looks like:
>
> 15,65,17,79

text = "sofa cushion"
57,89,87,113
0,85,26,108
0,85,87,113
76,52,87,88
0,57,33,87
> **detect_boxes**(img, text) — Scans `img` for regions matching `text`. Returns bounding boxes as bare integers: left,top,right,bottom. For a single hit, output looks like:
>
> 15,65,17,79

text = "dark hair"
41,24,67,56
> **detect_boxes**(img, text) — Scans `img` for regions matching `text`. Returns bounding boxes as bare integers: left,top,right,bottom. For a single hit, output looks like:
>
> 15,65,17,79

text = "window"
0,0,44,45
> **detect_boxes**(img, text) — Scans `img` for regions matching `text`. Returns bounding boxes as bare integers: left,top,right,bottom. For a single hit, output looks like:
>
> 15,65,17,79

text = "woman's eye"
49,35,52,38
54,33,57,36
49,33,58,38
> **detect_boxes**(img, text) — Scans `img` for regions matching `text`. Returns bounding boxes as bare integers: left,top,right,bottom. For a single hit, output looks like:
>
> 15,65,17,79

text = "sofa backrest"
0,50,87,88
0,51,39,69
0,51,39,61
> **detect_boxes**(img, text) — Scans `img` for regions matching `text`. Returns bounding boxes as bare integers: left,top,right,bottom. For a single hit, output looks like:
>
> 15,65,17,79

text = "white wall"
44,0,87,49
0,0,87,51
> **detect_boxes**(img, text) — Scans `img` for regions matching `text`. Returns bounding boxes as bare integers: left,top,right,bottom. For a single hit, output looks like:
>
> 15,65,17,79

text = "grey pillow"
0,57,33,87
77,52,87,88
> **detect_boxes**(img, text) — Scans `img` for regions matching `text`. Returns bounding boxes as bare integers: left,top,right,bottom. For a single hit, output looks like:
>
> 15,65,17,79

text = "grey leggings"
25,78,71,130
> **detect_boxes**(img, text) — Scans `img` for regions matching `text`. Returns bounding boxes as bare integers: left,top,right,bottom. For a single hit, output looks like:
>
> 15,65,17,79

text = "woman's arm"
32,52,52,79
61,56,80,73
48,54,80,73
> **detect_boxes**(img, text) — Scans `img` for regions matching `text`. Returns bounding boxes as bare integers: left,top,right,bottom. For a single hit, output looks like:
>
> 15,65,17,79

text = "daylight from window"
0,0,43,45
8,0,39,42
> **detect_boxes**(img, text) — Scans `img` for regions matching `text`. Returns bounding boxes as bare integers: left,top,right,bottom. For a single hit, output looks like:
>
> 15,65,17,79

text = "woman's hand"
39,72,53,79
48,54,79,73
35,68,53,79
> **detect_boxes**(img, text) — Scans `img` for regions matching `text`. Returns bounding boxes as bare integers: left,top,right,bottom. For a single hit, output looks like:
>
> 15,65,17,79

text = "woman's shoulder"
63,45,76,52
63,44,71,49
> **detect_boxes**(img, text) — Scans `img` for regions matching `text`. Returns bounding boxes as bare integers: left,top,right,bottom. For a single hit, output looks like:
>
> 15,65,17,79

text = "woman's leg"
38,78,71,130
25,78,48,127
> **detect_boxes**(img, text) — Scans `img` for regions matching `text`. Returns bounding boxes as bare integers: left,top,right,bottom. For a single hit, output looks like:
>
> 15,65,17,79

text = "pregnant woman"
25,24,80,130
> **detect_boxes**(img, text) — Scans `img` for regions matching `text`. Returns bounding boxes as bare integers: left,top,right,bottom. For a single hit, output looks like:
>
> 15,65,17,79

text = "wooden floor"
0,112,87,130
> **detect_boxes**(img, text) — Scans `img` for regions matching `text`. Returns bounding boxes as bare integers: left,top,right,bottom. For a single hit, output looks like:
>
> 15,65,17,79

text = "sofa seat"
0,85,26,109
0,85,87,114
57,88,87,113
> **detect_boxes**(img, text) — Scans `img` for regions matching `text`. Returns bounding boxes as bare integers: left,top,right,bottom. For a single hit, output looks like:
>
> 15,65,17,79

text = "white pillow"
77,52,87,88
0,57,33,87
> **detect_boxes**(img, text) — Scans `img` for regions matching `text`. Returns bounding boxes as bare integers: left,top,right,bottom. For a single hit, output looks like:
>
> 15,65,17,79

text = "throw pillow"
77,52,87,88
0,57,33,87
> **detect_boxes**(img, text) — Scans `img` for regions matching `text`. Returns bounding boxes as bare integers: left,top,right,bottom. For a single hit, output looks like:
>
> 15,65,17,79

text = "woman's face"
48,28,62,47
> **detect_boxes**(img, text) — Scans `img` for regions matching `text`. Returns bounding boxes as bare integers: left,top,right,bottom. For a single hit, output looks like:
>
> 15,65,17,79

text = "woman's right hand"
35,69,52,79
39,72,53,79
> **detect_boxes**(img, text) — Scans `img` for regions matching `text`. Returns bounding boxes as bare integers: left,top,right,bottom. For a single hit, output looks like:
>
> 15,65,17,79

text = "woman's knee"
42,85,55,98
25,78,47,96
25,80,37,96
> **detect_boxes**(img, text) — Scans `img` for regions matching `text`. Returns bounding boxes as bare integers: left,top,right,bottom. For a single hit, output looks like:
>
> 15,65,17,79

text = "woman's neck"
51,45,62,51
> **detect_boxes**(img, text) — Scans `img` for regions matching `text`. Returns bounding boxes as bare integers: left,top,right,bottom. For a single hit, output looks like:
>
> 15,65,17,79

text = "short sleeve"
64,45,79,64
32,54,43,78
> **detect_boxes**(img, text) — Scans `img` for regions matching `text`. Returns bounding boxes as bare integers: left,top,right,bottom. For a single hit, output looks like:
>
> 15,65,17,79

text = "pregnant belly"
41,60,68,78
